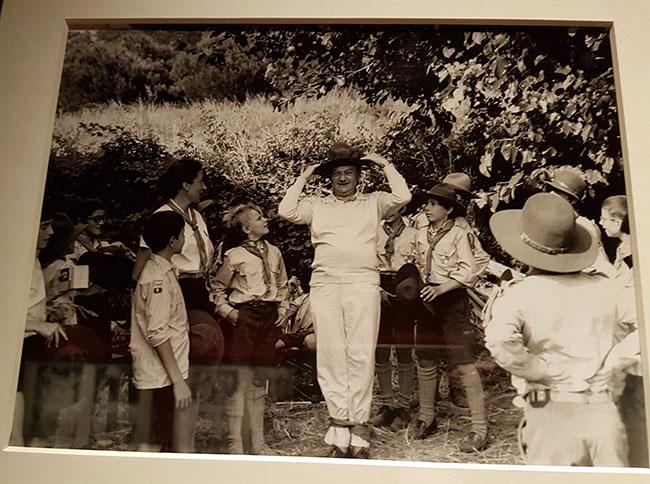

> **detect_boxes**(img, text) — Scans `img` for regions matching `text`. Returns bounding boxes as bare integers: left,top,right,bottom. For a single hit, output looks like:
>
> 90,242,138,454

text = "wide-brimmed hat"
314,142,370,176
441,172,473,198
542,169,586,203
425,183,463,210
489,193,598,273
188,310,225,364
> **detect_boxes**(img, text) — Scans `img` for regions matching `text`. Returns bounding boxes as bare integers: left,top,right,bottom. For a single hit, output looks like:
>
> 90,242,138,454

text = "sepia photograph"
1,1,650,484
10,20,648,467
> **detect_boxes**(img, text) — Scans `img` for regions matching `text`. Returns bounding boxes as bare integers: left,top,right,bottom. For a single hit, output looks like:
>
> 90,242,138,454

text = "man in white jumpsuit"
278,142,411,458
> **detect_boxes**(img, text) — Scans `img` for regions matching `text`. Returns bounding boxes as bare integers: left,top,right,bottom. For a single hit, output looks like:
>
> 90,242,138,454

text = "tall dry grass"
53,88,412,157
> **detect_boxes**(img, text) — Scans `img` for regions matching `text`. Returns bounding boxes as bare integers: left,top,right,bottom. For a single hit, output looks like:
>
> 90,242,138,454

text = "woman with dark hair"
133,158,215,313
132,158,223,442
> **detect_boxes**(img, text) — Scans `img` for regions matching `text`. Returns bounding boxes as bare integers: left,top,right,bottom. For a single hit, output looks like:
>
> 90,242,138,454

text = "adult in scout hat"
485,192,636,466
409,183,489,451
313,141,371,177
278,141,411,458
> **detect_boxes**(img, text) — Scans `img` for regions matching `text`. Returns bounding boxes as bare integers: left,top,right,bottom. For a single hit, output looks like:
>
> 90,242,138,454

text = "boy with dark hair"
130,210,196,452
213,203,289,455
412,183,488,452
72,199,109,259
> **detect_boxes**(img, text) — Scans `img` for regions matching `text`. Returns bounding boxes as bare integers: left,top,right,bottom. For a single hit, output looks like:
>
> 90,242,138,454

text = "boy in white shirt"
130,211,194,452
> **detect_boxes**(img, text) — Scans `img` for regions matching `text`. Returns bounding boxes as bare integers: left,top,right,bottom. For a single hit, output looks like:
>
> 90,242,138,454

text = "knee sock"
416,360,438,424
458,367,488,435
375,360,393,407
396,360,415,409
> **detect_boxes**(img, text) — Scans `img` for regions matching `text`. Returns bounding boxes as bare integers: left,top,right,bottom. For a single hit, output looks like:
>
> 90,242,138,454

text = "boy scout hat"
315,142,370,176
188,310,225,364
489,193,598,273
542,169,586,203
394,263,424,301
440,172,473,199
425,183,462,210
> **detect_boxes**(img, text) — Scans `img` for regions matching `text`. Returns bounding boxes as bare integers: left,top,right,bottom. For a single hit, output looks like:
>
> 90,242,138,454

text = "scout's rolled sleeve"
485,299,548,382
278,176,313,224
142,281,173,348
377,164,411,217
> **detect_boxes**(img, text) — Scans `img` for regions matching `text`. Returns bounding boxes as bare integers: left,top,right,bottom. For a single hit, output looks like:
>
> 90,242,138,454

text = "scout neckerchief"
240,239,273,290
166,199,209,274
383,218,406,267
425,218,455,279
76,232,99,252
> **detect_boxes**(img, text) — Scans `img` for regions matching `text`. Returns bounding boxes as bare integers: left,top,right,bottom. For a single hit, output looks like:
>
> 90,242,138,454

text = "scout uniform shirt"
414,220,476,287
376,219,417,272
212,240,289,320
130,254,190,389
412,213,488,283
484,272,636,396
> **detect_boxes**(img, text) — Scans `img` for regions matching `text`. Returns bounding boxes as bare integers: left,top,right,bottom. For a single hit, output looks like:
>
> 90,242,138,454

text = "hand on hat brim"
489,209,598,273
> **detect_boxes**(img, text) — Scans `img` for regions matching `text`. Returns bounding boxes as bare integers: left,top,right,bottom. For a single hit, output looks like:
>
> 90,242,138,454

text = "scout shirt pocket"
433,235,460,275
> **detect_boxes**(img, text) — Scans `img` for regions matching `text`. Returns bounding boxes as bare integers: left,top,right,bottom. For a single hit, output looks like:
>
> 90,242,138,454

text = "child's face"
37,220,53,251
84,209,105,238
600,208,623,238
170,228,185,254
383,207,403,224
424,198,451,224
244,209,269,240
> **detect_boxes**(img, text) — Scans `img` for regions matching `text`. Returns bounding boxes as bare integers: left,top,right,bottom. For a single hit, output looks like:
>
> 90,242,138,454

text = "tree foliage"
51,25,624,272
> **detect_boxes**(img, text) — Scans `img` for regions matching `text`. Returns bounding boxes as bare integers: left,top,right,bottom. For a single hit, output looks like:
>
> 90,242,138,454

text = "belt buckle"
528,389,550,408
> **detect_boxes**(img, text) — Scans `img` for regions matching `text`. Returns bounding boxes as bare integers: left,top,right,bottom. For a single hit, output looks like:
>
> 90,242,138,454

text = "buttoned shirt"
484,272,636,395
376,220,417,272
414,222,476,286
130,254,189,389
139,204,214,275
212,240,289,319
278,164,411,285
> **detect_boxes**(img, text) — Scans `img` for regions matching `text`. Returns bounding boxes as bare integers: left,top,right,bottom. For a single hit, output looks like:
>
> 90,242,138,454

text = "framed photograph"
1,0,650,483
